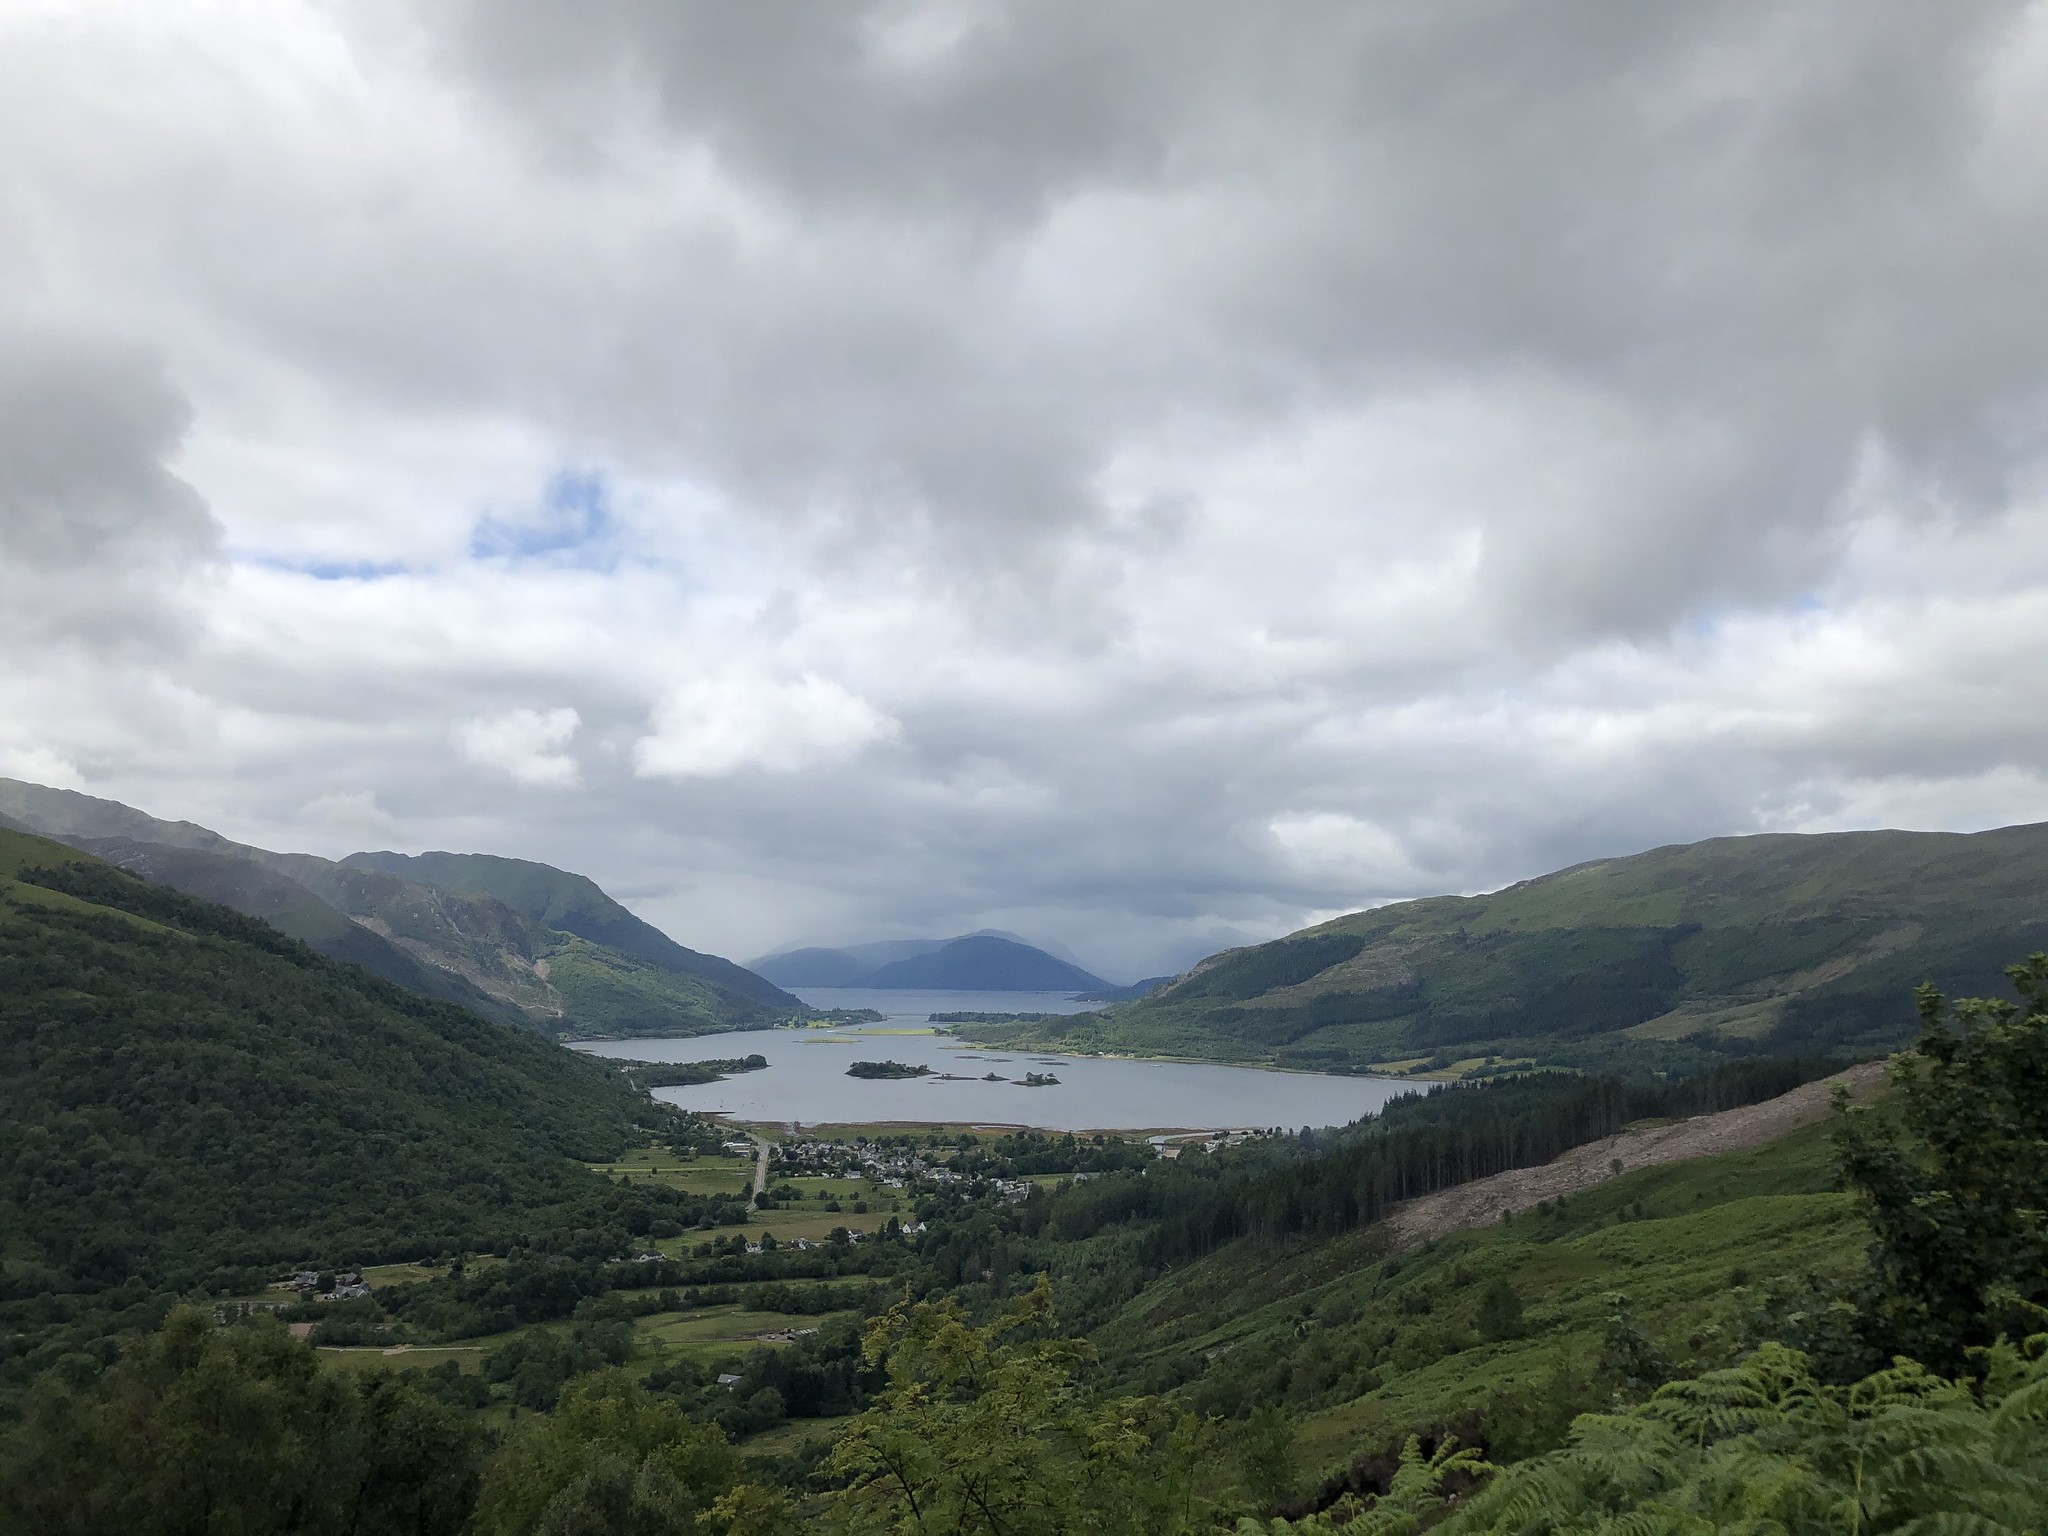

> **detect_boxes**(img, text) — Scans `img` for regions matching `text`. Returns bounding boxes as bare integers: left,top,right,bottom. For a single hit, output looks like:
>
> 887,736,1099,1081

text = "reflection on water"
573,988,1411,1132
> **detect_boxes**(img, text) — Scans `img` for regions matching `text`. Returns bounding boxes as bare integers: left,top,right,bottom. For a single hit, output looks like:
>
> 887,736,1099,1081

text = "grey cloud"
0,324,215,568
410,0,2047,642
0,322,220,647
6,2,2048,977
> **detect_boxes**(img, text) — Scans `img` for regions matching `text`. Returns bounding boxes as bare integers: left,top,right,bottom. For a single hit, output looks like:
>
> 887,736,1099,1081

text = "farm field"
316,1344,489,1374
632,1305,858,1364
588,1148,756,1198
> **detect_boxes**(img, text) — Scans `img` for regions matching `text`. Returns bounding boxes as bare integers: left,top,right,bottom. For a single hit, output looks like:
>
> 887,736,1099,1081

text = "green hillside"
64,836,533,1027
1094,1118,1864,1484
963,823,2048,1071
0,827,744,1387
0,778,796,1039
340,849,799,1012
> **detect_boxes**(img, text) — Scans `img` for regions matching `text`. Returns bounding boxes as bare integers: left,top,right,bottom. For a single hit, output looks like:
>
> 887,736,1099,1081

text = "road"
748,1132,770,1198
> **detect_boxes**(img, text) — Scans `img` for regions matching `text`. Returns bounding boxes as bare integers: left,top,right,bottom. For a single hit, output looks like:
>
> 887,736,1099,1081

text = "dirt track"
1383,1060,1888,1248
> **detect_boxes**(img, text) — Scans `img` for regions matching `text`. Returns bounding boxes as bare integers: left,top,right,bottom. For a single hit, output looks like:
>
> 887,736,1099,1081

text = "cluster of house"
288,1270,372,1301
771,1139,964,1189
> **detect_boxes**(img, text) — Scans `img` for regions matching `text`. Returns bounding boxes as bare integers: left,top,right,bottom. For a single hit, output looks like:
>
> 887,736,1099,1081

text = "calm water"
573,987,1413,1132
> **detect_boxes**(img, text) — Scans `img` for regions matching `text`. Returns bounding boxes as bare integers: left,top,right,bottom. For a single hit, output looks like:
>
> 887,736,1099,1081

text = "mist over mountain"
752,932,1109,992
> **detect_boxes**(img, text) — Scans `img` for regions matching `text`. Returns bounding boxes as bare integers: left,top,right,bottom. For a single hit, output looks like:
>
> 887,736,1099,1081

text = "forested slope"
0,828,732,1389
964,822,2048,1070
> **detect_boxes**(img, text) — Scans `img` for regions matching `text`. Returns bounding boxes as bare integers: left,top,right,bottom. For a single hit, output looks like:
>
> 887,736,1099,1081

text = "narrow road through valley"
749,1132,770,1197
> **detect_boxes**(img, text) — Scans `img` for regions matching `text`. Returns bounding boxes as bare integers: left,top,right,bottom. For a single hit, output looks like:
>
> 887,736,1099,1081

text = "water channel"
573,987,1415,1132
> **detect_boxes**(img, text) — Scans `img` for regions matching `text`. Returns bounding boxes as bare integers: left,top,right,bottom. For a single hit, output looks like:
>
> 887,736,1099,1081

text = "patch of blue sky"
469,468,618,566
234,550,410,581
1682,591,1824,640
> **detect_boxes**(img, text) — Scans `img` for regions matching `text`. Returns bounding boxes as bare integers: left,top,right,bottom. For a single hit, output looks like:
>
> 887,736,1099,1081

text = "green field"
633,1305,857,1364
589,1147,756,1198
317,1344,489,1374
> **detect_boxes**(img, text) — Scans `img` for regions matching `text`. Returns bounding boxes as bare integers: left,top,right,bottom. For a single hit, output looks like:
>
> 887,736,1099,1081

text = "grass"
631,1306,857,1365
588,1148,756,1199
316,1344,488,1374
743,1415,857,1456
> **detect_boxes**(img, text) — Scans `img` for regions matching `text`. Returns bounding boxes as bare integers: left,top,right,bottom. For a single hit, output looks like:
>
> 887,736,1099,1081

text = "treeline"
951,1129,1154,1178
377,1244,911,1339
1039,1058,1840,1264
620,1054,768,1088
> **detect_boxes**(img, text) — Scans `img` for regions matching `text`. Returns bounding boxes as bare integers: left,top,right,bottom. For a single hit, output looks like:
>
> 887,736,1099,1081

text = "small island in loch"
846,1059,933,1079
1022,1071,1061,1087
615,1053,768,1088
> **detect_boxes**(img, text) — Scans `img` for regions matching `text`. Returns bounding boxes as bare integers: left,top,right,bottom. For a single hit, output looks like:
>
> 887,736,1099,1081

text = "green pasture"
587,1147,756,1198
632,1305,857,1364
316,1344,489,1375
743,1414,857,1456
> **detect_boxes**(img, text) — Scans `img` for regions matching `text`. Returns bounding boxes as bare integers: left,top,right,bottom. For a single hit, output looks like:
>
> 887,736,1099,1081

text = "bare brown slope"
1385,1059,1887,1247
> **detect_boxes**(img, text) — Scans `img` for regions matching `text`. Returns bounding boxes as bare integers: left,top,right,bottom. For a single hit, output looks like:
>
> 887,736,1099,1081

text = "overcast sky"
5,1,2048,980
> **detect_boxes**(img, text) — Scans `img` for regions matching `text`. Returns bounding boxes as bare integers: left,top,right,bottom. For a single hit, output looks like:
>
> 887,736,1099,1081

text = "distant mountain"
752,932,1109,991
0,777,800,1038
953,823,2048,1072
750,946,878,987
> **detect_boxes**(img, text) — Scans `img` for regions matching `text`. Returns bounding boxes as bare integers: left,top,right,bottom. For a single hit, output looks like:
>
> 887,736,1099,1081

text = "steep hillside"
753,933,1108,991
0,828,708,1318
961,823,2048,1070
1095,1114,1869,1482
0,778,795,1038
341,849,797,1011
62,836,531,1026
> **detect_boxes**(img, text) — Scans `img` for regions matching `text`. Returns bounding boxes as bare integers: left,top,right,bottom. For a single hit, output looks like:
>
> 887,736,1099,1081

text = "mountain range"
953,822,2048,1071
751,932,1110,991
0,778,800,1039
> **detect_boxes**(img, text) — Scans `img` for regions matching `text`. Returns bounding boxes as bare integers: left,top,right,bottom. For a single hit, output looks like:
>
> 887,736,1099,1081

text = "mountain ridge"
0,777,799,1038
952,821,2048,1071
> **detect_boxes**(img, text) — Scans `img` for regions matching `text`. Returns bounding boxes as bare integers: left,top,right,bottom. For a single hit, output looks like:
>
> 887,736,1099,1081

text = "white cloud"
1268,813,1430,896
4,1,2048,975
633,674,897,779
455,707,583,787
0,746,86,792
